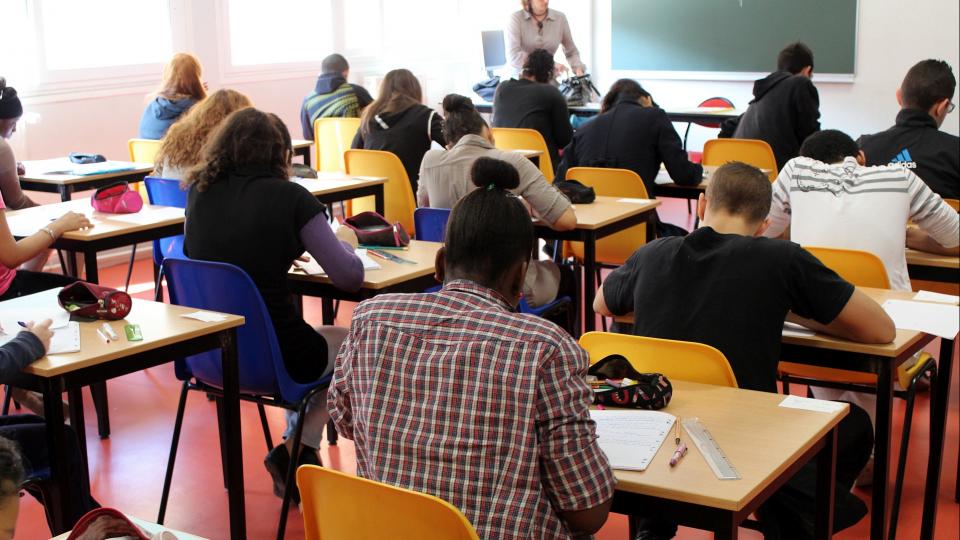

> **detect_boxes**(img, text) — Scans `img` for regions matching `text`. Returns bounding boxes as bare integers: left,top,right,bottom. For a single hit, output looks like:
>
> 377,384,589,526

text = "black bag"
587,354,672,410
68,152,106,164
558,74,601,107
472,76,500,102
291,163,317,179
554,179,595,204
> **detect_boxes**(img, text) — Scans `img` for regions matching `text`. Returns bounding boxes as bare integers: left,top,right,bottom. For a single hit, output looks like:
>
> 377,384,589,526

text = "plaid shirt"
329,280,615,539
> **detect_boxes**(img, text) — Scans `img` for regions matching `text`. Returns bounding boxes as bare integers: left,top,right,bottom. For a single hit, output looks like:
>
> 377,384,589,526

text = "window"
0,1,33,87
38,0,174,71
226,0,334,66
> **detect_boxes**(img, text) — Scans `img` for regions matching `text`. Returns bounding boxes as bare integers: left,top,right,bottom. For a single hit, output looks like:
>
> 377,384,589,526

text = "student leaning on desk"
594,162,894,539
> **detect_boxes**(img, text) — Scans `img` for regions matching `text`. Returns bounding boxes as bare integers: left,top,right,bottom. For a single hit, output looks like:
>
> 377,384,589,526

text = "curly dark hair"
0,437,24,498
183,108,292,192
522,49,555,83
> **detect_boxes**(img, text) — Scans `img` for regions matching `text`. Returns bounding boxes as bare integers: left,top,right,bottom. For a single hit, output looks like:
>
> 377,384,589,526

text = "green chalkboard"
611,0,857,75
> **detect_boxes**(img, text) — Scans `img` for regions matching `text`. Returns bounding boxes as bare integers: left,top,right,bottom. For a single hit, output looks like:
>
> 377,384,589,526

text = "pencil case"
587,354,672,410
58,281,133,320
343,211,410,247
91,181,143,214
68,507,150,539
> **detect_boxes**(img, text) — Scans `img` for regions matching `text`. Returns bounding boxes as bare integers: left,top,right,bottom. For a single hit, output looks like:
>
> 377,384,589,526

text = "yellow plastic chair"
490,127,554,181
702,138,778,180
128,138,162,164
579,332,738,388
564,167,649,265
297,465,480,540
344,149,416,236
315,117,361,173
944,198,960,212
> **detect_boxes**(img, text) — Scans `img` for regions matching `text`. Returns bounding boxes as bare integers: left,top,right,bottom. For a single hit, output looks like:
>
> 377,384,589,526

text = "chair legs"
90,382,110,438
277,386,323,540
327,418,338,445
215,398,230,490
258,403,274,452
157,380,190,524
124,245,138,292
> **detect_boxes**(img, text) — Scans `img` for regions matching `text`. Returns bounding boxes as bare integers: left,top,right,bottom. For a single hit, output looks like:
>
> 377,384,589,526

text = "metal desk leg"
321,298,336,326
219,328,247,540
58,185,72,202
714,513,739,540
67,388,87,466
40,377,68,534
582,234,597,332
814,427,837,540
920,337,955,539
83,248,100,284
374,188,385,216
870,360,894,540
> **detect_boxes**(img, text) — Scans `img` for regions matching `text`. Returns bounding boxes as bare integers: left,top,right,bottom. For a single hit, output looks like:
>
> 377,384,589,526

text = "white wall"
12,0,960,162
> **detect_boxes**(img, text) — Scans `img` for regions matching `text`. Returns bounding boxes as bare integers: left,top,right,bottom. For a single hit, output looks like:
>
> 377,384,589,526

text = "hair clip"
487,183,496,191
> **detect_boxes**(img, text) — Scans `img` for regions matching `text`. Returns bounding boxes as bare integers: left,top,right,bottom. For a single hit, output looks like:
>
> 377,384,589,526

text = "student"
330,157,615,539
0,320,100,529
493,48,572,172
300,54,373,141
595,162,893,539
351,69,444,195
419,94,576,307
766,129,959,291
183,108,363,502
507,0,585,76
859,59,959,199
0,78,37,211
556,79,701,228
138,53,206,140
154,89,252,180
730,42,821,170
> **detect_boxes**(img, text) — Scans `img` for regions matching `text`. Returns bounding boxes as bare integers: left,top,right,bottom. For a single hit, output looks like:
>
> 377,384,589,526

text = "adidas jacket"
300,73,374,140
858,109,960,200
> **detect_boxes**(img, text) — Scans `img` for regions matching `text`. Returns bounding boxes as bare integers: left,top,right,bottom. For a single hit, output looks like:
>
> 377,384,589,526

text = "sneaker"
263,444,292,500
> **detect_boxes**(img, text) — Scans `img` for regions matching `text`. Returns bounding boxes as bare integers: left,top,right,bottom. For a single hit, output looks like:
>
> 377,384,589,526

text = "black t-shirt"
352,104,445,195
602,227,854,393
492,79,573,171
184,171,329,382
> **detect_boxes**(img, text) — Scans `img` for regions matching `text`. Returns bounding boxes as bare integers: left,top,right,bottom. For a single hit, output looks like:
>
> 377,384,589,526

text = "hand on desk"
25,319,53,352
51,211,93,236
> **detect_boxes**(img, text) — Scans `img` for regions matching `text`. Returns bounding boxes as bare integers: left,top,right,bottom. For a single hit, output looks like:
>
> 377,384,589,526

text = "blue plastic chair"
144,177,188,300
414,207,451,241
157,256,330,540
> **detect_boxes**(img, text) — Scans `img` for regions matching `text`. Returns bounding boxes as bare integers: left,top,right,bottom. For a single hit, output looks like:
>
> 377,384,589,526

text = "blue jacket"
138,96,197,140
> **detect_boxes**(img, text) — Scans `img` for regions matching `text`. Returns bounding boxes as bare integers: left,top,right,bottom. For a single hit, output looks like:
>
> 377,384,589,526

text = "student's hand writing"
25,319,53,352
296,254,312,263
51,211,93,235
335,226,359,249
16,161,25,176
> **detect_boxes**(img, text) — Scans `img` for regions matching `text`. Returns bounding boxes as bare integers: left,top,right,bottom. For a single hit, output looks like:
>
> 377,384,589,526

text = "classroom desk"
10,298,246,538
19,159,154,202
535,196,660,333
611,380,845,539
292,173,386,215
6,199,185,284
287,240,442,325
292,139,313,167
906,248,960,284
474,101,745,122
653,165,772,200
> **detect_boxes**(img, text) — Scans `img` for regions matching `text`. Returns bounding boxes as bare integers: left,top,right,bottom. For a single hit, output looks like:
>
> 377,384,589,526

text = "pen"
101,323,120,341
96,328,111,344
17,321,27,328
669,442,688,467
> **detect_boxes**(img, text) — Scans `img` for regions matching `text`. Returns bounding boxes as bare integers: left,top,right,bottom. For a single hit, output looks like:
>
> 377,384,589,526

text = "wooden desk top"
289,240,441,290
19,158,153,185
292,139,313,149
5,199,184,242
292,173,386,196
906,248,960,270
560,196,661,231
655,165,773,191
513,149,543,159
17,299,244,378
613,380,846,511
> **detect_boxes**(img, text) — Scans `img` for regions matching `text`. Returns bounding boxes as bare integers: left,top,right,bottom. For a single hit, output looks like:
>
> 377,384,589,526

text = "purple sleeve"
299,214,364,292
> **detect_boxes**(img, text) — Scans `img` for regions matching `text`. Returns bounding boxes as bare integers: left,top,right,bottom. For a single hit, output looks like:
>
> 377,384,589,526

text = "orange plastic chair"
490,127,554,181
944,198,960,212
564,167,648,265
128,138,162,164
702,138,778,180
344,149,416,236
297,465,480,540
579,332,738,388
314,117,361,173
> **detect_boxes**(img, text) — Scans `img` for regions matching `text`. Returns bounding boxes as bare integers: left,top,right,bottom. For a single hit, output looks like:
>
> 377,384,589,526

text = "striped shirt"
766,156,959,290
329,280,615,539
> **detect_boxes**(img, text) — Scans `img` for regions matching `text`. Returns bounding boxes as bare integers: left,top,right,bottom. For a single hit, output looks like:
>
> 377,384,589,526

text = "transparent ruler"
682,417,741,480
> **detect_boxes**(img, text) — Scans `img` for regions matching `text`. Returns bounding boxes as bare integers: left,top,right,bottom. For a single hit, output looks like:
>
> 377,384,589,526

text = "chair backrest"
297,465,479,540
804,246,890,289
128,138,162,164
345,149,417,235
695,97,735,129
490,127,554,181
564,167,648,265
945,198,960,212
144,176,188,266
315,117,361,173
414,208,451,242
578,332,738,388
161,256,313,401
702,138,778,180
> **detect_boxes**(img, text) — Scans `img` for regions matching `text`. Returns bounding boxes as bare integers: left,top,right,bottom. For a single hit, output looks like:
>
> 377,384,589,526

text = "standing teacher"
507,1,586,77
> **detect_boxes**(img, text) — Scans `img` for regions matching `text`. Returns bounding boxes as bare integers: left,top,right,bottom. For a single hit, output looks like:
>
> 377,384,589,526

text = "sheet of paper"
63,161,138,176
182,311,228,323
0,321,79,354
105,206,185,225
293,249,381,276
779,395,847,413
0,288,70,334
616,198,655,204
590,409,675,471
913,290,960,305
782,321,816,338
129,515,205,540
882,299,960,339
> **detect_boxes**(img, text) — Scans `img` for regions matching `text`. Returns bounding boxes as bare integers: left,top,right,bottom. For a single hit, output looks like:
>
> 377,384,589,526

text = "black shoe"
263,444,291,500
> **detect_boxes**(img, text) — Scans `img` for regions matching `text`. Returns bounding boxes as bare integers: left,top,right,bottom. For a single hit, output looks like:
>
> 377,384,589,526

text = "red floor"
13,197,960,539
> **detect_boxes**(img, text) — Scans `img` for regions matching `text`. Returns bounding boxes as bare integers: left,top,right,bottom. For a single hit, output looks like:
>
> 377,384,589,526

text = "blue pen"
17,321,27,328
